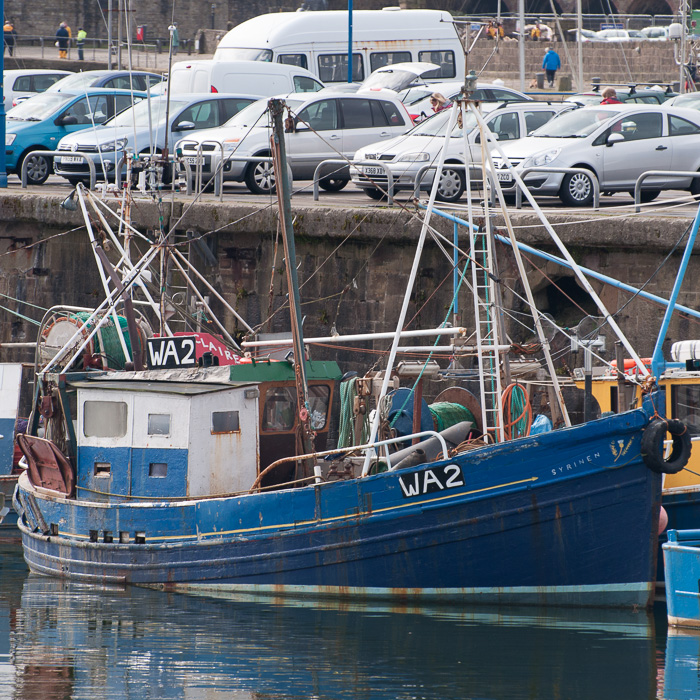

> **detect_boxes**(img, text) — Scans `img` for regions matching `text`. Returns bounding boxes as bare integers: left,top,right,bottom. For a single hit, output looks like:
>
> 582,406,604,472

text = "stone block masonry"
0,192,696,381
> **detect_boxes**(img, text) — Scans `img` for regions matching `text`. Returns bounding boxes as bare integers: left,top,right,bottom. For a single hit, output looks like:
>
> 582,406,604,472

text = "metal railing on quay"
20,150,96,190
634,170,700,212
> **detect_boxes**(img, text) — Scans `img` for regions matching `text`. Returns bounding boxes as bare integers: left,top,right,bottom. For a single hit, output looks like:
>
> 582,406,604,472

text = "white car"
176,92,413,194
399,81,532,122
491,104,700,206
596,28,633,42
567,28,607,42
351,101,574,202
4,69,73,111
640,26,669,41
666,93,700,110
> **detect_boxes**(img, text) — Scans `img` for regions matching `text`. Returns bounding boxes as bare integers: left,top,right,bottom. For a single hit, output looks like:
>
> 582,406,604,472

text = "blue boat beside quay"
664,529,700,627
10,97,688,609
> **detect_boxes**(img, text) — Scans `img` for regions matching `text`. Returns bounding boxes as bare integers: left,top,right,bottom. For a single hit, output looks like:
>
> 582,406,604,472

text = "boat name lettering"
551,452,601,476
147,336,197,369
398,464,464,498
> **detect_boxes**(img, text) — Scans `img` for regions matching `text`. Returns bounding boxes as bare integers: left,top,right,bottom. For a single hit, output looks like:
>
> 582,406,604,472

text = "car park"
3,69,73,111
490,104,700,206
5,89,146,185
54,93,261,185
399,81,532,122
350,101,574,202
565,84,676,106
176,91,413,194
46,70,164,93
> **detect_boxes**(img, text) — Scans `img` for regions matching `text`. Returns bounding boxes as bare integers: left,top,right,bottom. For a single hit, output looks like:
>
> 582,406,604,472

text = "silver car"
177,92,412,194
54,93,261,184
491,104,700,206
351,101,574,202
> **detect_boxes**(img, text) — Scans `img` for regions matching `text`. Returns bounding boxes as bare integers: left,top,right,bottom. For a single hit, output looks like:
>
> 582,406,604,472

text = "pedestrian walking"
76,26,86,60
3,21,16,56
542,46,561,88
55,21,69,59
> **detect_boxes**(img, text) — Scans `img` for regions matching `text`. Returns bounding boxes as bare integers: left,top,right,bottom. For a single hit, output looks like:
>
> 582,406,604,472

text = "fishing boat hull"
16,404,663,608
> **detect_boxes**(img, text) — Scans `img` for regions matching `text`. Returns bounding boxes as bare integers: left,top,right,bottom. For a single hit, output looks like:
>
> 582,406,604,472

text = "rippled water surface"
0,538,697,699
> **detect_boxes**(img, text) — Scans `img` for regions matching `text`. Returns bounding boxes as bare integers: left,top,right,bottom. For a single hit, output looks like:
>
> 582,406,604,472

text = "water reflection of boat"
664,627,700,700
11,574,659,700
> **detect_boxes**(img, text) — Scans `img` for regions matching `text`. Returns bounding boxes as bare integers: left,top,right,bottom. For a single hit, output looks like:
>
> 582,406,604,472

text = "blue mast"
0,0,7,188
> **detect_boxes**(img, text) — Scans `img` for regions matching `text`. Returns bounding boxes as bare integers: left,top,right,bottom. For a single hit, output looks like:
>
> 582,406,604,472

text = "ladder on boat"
469,225,505,442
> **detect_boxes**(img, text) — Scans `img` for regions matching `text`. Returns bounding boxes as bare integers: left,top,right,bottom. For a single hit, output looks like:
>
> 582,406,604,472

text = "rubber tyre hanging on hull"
641,418,692,474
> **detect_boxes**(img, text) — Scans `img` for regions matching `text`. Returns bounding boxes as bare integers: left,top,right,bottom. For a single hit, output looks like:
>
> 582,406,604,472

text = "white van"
169,60,325,96
213,9,464,84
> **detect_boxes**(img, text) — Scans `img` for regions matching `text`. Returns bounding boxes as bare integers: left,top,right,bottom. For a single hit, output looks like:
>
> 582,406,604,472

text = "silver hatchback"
492,104,700,206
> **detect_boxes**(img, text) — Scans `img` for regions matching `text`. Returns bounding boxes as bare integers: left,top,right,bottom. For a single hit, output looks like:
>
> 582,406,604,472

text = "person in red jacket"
600,87,622,104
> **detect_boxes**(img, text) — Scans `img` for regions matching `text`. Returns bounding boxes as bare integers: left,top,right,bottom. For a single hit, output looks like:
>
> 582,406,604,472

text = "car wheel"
435,165,465,203
364,187,387,201
22,151,51,185
319,177,348,192
635,189,661,203
244,157,275,195
559,169,596,207
690,173,700,198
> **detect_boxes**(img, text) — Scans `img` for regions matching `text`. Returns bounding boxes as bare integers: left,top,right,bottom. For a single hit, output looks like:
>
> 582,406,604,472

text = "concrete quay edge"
0,190,692,253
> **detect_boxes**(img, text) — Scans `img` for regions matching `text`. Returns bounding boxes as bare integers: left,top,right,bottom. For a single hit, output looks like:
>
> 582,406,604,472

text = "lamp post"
211,4,216,30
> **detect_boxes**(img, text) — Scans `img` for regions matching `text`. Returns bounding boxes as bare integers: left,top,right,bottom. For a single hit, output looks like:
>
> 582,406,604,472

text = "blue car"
5,88,146,185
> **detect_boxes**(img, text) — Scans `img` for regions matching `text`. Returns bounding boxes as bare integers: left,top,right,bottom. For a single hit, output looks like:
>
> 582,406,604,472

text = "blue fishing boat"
11,97,682,608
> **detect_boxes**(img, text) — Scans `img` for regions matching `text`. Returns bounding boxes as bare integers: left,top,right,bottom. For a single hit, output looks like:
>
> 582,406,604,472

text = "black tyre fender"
641,418,692,474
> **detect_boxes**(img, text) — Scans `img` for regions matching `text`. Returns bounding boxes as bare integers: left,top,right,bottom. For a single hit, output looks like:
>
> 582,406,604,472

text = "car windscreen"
46,72,104,92
105,98,190,128
670,94,700,108
398,87,434,106
532,108,622,137
222,97,304,127
214,48,273,62
7,93,73,120
408,109,479,137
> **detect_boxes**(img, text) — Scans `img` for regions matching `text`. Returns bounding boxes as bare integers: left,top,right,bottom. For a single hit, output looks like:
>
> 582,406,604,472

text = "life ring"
641,418,692,475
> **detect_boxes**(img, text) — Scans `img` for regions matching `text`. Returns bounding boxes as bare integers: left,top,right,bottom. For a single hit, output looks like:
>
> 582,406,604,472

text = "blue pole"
650,203,700,378
453,222,459,317
347,0,353,83
0,0,7,188
419,203,700,322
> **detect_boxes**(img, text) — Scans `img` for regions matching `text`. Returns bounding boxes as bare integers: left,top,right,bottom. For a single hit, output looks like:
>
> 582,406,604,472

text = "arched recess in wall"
525,0,564,15
626,0,672,15
531,275,598,331
582,0,620,14
452,0,512,15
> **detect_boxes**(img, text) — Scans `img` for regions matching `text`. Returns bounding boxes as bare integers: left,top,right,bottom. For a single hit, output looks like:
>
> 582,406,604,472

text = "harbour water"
0,537,694,700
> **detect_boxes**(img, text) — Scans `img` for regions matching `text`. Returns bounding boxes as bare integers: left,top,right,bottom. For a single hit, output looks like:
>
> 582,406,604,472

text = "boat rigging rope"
501,383,532,440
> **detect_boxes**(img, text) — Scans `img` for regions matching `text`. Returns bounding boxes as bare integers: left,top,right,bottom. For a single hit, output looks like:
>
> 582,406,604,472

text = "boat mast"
270,99,315,460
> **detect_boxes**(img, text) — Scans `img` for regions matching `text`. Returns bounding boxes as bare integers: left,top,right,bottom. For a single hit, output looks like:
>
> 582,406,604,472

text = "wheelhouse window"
212,410,240,434
149,462,168,477
673,385,700,436
148,413,171,436
262,387,296,432
83,401,128,438
309,385,330,430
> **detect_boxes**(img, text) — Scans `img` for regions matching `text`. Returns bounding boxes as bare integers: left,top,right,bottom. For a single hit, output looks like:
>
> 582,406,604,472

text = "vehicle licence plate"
362,165,383,176
59,156,84,164
496,171,513,183
184,156,201,165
